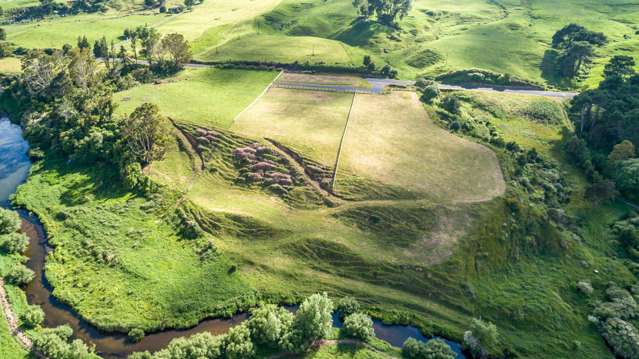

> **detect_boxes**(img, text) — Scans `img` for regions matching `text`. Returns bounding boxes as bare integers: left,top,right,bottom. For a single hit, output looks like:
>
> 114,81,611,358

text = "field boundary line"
330,93,356,191
231,70,283,124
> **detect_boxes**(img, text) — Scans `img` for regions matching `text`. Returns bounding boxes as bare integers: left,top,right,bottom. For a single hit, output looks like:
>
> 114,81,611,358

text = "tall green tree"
121,103,172,166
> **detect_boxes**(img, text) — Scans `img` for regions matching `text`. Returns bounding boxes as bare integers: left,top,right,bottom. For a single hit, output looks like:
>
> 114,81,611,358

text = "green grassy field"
335,91,504,202
233,88,353,166
114,68,278,128
2,0,637,86
13,159,253,332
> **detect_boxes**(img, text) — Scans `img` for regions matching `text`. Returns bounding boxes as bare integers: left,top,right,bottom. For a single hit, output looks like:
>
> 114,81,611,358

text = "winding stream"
0,116,465,358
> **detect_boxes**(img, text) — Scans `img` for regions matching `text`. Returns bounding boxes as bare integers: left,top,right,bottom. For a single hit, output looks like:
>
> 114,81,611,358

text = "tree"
121,103,172,166
601,318,639,359
223,324,254,359
247,304,293,347
0,208,21,235
159,33,192,70
550,24,606,79
463,319,498,359
153,332,222,359
442,96,461,115
402,338,456,359
586,173,618,204
184,0,195,8
128,328,145,342
0,232,29,254
609,140,636,162
0,28,6,41
137,25,161,64
420,84,440,104
20,305,44,328
93,36,108,58
615,159,639,200
604,55,636,80
336,296,361,318
342,313,374,341
77,35,90,50
557,41,594,78
5,264,34,285
352,0,413,26
282,293,333,352
33,325,99,359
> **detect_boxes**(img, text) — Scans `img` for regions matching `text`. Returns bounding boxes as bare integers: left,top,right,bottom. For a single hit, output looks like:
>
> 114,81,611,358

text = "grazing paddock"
335,91,505,203
232,87,353,166
114,68,278,128
277,72,371,88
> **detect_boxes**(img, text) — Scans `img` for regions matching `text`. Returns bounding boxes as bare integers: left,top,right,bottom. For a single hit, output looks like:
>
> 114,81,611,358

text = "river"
0,116,465,358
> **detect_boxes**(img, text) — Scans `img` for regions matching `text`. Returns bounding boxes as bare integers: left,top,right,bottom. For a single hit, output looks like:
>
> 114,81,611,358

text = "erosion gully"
0,117,465,358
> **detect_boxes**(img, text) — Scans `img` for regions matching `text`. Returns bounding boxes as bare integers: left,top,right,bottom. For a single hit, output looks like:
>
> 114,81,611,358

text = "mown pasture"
114,68,279,128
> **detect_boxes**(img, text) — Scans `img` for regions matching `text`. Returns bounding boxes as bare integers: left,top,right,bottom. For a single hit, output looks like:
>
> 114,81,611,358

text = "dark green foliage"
441,96,461,115
342,313,374,341
601,318,639,359
352,0,412,26
463,319,498,358
0,28,6,41
128,328,145,343
247,304,293,348
568,56,639,199
604,55,636,80
20,305,45,328
0,208,21,235
153,333,223,359
77,35,90,50
0,232,29,254
335,296,361,318
419,84,440,104
121,103,173,167
436,69,540,88
93,36,108,58
548,24,607,79
32,325,100,359
223,324,254,359
5,263,34,285
402,337,456,359
281,293,333,352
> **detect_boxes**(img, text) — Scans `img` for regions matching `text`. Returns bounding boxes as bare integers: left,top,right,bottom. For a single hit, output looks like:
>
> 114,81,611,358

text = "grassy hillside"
2,0,636,86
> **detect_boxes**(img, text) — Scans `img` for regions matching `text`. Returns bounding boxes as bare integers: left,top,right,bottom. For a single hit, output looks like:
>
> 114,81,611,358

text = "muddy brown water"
0,117,465,359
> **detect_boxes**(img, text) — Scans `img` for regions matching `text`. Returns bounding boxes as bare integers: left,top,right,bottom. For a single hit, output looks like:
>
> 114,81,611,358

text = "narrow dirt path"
0,278,33,350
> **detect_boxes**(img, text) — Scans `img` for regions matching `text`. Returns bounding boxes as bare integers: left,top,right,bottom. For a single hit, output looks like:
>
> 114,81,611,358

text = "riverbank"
0,278,32,350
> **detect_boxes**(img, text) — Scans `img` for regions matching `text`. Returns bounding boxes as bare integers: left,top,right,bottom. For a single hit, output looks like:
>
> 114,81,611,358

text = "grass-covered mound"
12,158,254,332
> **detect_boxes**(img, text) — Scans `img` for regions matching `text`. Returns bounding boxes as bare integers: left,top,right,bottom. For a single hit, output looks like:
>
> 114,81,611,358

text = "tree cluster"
0,208,28,255
566,55,639,201
122,26,192,73
6,42,176,191
402,337,456,359
547,24,607,79
131,293,337,358
6,0,110,23
32,325,100,359
352,0,413,26
463,319,499,359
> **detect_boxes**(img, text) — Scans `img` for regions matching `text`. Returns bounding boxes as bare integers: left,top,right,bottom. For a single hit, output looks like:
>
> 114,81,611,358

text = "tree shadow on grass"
335,19,393,47
39,156,134,207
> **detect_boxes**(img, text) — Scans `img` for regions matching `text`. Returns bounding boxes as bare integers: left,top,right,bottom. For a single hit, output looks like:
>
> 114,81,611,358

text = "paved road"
176,61,580,98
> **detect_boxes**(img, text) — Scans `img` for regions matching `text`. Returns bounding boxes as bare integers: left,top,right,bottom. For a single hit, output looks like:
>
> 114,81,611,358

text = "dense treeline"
4,0,112,23
565,55,639,201
1,31,191,191
351,0,413,26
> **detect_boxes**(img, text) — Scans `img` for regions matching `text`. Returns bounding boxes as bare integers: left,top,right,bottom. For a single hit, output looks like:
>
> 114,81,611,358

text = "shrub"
463,319,498,358
336,296,361,318
0,232,29,254
577,280,594,296
20,305,44,328
33,325,99,359
342,313,374,341
402,338,455,359
441,96,461,115
129,328,145,342
601,318,639,359
223,324,254,359
282,293,334,352
154,332,222,359
247,304,293,347
5,264,34,285
0,208,21,235
615,159,639,200
420,84,440,104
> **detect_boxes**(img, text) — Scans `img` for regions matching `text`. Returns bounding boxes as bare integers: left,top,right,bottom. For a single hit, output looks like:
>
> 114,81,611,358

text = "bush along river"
0,116,466,358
